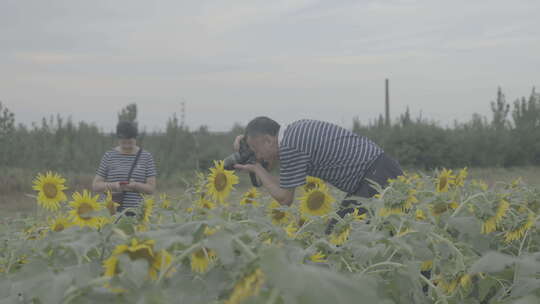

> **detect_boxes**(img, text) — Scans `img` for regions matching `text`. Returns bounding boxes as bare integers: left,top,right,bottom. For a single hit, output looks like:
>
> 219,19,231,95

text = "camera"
223,137,268,187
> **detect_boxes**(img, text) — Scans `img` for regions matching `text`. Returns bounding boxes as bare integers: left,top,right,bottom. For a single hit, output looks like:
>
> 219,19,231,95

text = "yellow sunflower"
268,201,290,226
68,190,103,228
32,171,68,211
49,215,72,232
206,160,239,203
191,248,217,273
103,191,119,216
379,206,405,217
196,195,216,210
240,188,260,206
472,179,489,191
455,167,468,187
420,260,433,271
415,209,427,221
302,176,325,193
309,251,327,263
225,269,265,304
103,238,173,281
429,201,459,217
330,226,350,246
141,196,154,224
436,169,455,192
298,185,335,217
504,212,535,242
481,199,510,234
160,193,172,209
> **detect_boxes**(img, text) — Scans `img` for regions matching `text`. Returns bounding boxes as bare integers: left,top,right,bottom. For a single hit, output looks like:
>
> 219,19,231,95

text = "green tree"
118,103,138,124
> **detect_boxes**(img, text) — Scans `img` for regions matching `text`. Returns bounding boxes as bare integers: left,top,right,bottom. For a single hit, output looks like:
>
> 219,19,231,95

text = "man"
233,117,403,231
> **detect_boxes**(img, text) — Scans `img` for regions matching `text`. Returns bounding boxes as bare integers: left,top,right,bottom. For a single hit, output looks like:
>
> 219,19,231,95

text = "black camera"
224,137,268,187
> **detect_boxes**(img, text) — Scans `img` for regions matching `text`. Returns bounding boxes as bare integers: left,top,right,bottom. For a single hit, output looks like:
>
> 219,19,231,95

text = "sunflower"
140,196,154,224
196,195,216,210
309,251,327,263
225,269,265,304
191,248,217,273
32,171,68,211
206,160,239,203
481,199,510,234
330,226,350,246
455,168,468,187
436,169,455,193
49,215,72,232
420,260,433,271
379,207,405,217
103,238,173,281
302,176,325,193
429,201,459,216
268,201,290,226
160,193,172,209
299,185,335,217
104,191,119,216
472,179,488,191
504,212,535,242
435,274,471,294
68,190,103,228
240,188,260,206
352,208,367,220
284,221,298,238
415,209,427,221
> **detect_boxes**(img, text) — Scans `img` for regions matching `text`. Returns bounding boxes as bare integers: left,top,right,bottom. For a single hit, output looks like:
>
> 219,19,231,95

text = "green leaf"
470,252,515,274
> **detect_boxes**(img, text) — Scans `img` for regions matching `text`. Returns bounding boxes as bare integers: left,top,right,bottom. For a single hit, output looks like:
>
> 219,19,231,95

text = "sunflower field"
1,162,540,304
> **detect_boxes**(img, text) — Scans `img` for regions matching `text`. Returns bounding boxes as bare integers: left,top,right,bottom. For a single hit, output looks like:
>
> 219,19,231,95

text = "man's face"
246,135,278,162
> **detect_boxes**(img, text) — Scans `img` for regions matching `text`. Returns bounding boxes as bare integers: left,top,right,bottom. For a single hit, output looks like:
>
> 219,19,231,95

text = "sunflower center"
194,248,208,259
127,247,153,262
272,209,285,221
77,203,94,219
433,202,449,215
438,177,448,190
43,183,58,198
53,223,64,232
214,173,228,191
305,182,317,191
307,191,325,210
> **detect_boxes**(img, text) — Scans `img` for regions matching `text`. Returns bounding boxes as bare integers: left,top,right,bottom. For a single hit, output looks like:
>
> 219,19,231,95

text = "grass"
2,166,540,218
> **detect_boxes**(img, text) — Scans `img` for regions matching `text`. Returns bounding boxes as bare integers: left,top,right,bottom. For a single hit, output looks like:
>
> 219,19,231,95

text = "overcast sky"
1,0,539,132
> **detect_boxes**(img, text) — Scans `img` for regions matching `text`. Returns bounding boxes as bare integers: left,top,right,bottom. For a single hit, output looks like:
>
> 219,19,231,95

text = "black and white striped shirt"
96,148,157,208
279,119,383,194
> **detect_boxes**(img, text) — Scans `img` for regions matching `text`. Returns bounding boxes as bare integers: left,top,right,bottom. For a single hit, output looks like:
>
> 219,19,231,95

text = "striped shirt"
96,148,157,208
279,119,383,194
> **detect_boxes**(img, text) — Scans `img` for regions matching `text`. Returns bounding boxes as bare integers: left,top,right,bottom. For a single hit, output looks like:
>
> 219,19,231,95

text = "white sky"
1,0,539,132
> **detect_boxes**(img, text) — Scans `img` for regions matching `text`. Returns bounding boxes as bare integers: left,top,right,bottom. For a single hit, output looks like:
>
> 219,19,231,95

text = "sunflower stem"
341,256,353,272
265,288,280,304
419,275,448,304
157,242,202,284
233,237,257,260
360,261,405,275
429,232,465,268
450,192,485,218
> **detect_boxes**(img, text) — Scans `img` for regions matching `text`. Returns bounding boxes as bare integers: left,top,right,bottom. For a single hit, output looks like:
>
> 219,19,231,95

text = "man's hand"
233,135,244,152
234,163,258,173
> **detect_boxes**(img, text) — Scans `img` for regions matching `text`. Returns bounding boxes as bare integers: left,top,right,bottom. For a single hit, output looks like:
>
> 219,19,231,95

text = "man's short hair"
116,121,138,139
245,116,280,137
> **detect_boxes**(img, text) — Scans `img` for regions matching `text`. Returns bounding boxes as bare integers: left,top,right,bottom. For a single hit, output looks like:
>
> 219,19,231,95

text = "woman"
92,121,157,212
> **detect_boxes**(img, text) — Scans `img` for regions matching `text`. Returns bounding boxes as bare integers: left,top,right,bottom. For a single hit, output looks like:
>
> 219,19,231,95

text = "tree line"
0,87,539,177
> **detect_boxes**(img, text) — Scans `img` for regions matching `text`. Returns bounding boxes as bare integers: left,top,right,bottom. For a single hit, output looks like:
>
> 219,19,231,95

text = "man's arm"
235,163,295,206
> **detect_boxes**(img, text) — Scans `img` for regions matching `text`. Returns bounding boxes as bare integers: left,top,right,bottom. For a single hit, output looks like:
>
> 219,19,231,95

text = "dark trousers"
325,153,403,234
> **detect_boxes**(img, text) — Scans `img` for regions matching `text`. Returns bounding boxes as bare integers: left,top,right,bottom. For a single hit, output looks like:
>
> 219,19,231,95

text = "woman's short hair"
116,121,138,139
245,116,280,138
